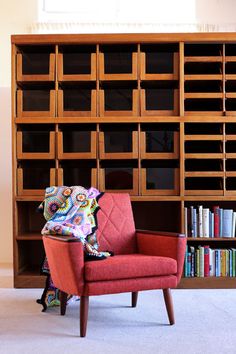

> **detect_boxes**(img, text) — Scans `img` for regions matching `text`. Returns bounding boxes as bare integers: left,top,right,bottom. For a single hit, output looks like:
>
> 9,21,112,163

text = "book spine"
198,205,203,237
204,245,210,277
213,206,220,237
222,209,233,238
203,208,209,237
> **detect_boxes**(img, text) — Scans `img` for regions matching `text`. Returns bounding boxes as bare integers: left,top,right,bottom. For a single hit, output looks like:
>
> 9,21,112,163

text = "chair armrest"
136,230,186,283
43,235,85,296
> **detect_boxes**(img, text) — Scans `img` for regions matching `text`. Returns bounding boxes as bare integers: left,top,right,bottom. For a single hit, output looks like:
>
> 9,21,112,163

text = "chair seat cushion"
84,254,177,282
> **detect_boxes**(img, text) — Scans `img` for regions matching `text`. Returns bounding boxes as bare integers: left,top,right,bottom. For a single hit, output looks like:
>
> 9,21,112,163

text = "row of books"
184,245,236,277
184,205,236,238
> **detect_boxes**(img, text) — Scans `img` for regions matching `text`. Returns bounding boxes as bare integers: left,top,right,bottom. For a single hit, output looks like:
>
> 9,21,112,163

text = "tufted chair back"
96,193,137,254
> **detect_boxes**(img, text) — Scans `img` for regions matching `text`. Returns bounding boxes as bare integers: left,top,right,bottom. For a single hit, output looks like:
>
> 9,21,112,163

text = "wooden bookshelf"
11,33,236,288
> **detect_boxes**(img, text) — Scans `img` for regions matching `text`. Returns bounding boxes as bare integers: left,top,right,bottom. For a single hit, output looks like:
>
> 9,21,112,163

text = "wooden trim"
57,167,97,187
57,89,97,117
17,89,56,117
140,131,179,159
58,53,96,81
12,33,236,45
141,89,179,116
140,52,179,80
16,53,55,81
99,52,138,80
17,168,56,196
99,168,138,195
57,131,97,159
99,131,138,159
17,131,55,159
141,168,179,196
99,89,138,116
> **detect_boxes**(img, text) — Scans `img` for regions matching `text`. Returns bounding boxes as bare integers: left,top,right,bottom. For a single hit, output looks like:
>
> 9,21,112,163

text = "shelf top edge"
11,32,236,45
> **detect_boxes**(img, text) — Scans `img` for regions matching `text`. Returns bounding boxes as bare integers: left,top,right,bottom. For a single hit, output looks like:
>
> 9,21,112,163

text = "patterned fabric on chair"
43,193,186,337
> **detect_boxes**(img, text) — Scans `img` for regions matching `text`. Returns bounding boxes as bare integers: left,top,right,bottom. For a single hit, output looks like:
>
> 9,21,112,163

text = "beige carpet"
1,264,236,354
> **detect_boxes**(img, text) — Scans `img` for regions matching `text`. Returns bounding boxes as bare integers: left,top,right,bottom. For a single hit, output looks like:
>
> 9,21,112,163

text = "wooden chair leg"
163,288,175,325
131,292,138,307
80,296,89,337
60,290,68,316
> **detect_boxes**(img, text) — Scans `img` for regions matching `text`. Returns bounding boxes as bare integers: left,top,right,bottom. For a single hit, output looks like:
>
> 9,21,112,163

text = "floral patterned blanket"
37,185,110,311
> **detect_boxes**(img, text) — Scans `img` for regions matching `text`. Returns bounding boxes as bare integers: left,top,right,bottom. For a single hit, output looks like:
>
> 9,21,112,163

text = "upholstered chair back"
96,193,137,254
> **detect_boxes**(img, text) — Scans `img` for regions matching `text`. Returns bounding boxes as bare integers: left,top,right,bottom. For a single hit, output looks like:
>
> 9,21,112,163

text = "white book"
198,205,203,237
203,208,210,237
223,209,233,237
209,248,215,276
232,212,236,238
199,246,204,277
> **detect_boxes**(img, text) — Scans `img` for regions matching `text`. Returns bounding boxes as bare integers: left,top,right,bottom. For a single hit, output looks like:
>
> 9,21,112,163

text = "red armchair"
43,193,186,337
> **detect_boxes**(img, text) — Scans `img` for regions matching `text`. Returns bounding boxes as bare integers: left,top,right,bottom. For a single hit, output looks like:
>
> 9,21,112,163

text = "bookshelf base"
178,277,236,289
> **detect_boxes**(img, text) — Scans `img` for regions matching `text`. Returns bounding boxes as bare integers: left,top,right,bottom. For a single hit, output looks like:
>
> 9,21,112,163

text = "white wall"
0,0,37,263
1,0,236,264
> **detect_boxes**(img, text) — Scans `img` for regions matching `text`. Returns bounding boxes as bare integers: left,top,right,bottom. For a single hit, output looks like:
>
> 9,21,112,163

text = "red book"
213,206,220,238
204,245,210,277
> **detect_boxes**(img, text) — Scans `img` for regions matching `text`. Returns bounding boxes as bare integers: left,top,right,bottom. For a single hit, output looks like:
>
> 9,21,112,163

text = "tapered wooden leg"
80,296,89,337
131,292,138,307
163,288,175,325
60,291,68,316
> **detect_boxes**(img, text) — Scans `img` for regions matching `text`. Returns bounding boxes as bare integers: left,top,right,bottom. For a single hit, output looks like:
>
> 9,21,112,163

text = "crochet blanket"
37,185,109,311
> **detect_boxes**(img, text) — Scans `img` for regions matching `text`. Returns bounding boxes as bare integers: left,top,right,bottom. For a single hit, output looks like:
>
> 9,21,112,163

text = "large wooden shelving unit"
11,33,236,288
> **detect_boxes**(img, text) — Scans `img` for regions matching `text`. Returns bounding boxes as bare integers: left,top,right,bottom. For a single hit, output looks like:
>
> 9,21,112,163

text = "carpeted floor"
1,264,236,354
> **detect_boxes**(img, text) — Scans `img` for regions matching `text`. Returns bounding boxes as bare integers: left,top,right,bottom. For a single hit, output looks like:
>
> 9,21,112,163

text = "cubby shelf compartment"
58,45,96,81
16,201,45,238
140,128,179,159
58,163,97,189
140,44,179,80
17,89,56,117
99,45,138,80
17,130,55,159
99,87,138,116
99,163,138,195
185,176,224,196
99,128,138,159
15,240,45,287
141,163,179,196
58,88,97,117
16,50,55,82
17,163,56,196
141,88,178,116
57,129,97,159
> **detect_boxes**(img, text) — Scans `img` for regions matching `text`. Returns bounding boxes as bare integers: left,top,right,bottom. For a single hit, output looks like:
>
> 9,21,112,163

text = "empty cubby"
17,160,56,196
99,124,138,159
99,160,138,195
58,161,97,189
185,176,224,195
16,45,55,81
99,44,138,80
57,123,97,159
184,98,223,115
140,123,179,159
16,124,55,159
58,45,96,81
17,240,45,275
16,85,55,117
225,81,236,114
16,201,45,237
99,82,138,116
132,201,181,232
58,83,97,117
141,160,179,195
184,43,223,57
140,43,179,80
141,81,179,116
185,159,223,172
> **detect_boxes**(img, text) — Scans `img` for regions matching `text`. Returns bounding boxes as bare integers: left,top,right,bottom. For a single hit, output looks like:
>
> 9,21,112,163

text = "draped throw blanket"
37,185,111,311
